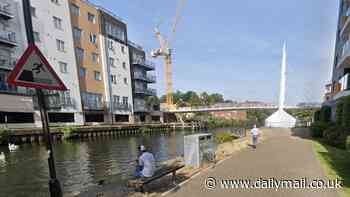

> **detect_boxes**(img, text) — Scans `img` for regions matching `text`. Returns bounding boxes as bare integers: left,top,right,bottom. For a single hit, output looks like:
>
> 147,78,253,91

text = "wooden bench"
128,164,185,192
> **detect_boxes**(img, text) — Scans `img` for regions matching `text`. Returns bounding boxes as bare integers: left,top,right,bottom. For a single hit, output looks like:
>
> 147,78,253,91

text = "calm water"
0,128,225,196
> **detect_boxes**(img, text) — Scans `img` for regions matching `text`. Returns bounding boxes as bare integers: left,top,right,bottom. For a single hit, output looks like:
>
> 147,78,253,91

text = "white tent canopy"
265,109,296,128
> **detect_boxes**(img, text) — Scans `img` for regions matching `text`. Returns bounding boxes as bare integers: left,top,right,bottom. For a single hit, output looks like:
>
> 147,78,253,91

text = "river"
0,128,228,196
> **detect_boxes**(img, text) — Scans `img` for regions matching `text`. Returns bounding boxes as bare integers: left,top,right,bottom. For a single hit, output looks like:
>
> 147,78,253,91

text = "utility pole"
22,0,63,196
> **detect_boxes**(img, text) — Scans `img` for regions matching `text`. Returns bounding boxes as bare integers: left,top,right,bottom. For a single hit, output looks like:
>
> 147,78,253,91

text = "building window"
108,57,115,67
122,62,126,69
87,12,96,23
59,61,68,73
121,46,125,53
123,77,127,84
113,95,120,104
53,16,63,30
89,33,97,44
73,27,82,41
91,53,99,64
105,22,125,42
30,6,36,17
94,71,101,81
70,4,80,16
111,75,117,84
56,39,65,52
75,48,84,62
107,40,114,50
51,0,59,5
122,96,128,105
79,67,86,77
34,31,40,42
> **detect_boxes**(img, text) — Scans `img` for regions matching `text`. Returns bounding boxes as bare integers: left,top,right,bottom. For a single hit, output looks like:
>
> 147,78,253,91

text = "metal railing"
128,40,143,50
132,59,156,70
0,4,13,18
0,55,16,70
133,72,156,83
112,102,130,111
83,100,105,110
0,31,16,45
134,87,157,96
339,73,349,91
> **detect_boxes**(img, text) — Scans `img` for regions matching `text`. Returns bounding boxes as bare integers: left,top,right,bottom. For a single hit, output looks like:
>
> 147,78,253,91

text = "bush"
320,106,332,123
215,132,238,144
346,136,350,151
323,126,348,149
62,127,78,139
342,96,350,128
336,99,344,126
0,128,11,145
310,121,331,138
314,110,321,122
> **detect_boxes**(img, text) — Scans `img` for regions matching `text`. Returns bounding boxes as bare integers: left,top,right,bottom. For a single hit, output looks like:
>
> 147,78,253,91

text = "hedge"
336,99,344,126
323,125,348,149
342,96,350,128
314,110,321,122
320,106,331,123
310,121,332,138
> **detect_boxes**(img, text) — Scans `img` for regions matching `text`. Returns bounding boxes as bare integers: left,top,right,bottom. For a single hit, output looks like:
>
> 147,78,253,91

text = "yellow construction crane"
151,0,187,109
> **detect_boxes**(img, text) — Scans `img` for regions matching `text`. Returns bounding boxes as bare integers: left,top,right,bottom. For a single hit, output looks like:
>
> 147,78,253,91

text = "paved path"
167,128,339,197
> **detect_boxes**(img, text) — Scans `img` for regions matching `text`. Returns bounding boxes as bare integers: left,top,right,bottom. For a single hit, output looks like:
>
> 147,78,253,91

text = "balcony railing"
134,104,149,112
0,4,14,19
133,72,156,83
0,31,16,46
134,87,157,96
0,83,32,95
83,100,105,110
340,73,349,91
0,55,16,70
112,102,131,111
132,59,155,70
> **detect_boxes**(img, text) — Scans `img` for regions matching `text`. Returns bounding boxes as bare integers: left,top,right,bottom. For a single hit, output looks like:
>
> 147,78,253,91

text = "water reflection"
0,129,215,196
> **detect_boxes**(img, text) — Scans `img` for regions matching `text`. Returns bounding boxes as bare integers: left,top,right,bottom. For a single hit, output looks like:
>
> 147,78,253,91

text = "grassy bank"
312,139,350,196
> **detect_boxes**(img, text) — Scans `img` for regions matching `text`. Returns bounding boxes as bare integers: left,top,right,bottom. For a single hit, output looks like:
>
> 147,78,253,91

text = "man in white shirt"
137,145,156,178
250,125,260,149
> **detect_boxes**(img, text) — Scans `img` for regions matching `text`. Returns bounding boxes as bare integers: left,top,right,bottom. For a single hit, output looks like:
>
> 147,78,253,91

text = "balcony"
132,59,155,71
134,87,157,96
112,102,131,111
333,73,350,100
0,83,31,95
133,72,156,83
0,4,14,19
0,55,16,70
83,100,104,111
0,31,17,47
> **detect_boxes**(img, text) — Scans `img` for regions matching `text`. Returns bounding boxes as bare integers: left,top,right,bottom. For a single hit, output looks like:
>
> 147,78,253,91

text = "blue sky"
91,0,338,105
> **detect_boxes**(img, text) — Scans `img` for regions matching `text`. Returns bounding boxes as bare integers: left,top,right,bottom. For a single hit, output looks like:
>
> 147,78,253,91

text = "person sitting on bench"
134,145,155,178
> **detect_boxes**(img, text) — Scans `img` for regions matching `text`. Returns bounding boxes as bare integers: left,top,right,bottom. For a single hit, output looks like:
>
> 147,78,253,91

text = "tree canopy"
160,90,225,107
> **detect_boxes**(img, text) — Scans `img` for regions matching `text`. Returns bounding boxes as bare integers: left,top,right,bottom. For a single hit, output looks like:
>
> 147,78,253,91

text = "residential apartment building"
326,0,350,117
99,8,134,123
69,0,106,123
0,0,36,128
128,41,157,122
28,0,84,125
0,0,156,127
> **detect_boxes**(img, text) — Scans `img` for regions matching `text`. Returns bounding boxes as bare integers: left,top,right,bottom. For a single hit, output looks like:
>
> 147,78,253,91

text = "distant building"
211,111,247,121
128,41,157,123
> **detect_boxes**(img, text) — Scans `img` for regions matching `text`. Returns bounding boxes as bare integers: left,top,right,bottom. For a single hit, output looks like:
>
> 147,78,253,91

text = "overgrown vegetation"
310,95,350,150
62,127,78,139
0,128,11,145
215,132,238,144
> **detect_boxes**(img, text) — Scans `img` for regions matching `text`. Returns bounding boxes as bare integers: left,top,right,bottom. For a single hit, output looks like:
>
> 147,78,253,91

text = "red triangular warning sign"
7,44,67,91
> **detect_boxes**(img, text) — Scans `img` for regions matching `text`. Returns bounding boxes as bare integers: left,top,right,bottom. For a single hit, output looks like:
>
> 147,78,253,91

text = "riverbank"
0,122,206,145
77,128,269,197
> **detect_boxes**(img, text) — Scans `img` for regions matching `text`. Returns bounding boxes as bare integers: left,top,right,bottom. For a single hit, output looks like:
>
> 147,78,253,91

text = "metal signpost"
6,0,67,196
